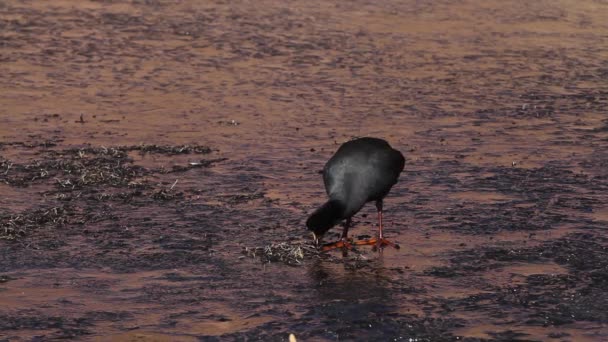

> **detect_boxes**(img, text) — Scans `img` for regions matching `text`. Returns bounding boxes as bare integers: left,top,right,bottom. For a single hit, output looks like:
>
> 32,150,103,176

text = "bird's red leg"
321,218,354,251
355,200,400,249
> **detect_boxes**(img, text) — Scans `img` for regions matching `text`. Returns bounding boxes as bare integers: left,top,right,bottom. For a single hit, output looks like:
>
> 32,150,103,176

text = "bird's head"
306,216,333,246
306,200,344,246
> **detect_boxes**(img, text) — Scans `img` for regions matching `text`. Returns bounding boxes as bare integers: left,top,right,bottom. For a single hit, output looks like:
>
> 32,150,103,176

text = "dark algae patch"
1,0,608,341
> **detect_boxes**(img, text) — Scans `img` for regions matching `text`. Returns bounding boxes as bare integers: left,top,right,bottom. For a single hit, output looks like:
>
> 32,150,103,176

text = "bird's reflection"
307,255,393,304
302,254,399,340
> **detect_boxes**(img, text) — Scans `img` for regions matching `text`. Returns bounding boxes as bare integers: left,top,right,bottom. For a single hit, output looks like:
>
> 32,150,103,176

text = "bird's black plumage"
307,137,405,245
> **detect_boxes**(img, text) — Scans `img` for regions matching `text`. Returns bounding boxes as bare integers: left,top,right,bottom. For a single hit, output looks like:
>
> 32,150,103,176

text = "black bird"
306,137,405,250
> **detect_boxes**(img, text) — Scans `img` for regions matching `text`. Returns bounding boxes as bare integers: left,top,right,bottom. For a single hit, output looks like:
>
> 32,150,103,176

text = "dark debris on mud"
124,144,213,155
432,231,608,277
0,143,216,188
0,206,84,241
0,143,220,240
1,152,146,190
433,231,608,329
0,311,92,340
0,275,14,283
434,164,606,234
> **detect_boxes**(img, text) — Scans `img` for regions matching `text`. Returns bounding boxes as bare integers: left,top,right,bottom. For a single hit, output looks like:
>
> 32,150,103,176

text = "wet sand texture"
1,0,608,341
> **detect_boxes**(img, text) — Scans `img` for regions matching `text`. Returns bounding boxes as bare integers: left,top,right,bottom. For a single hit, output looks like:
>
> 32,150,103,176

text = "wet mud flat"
1,0,608,341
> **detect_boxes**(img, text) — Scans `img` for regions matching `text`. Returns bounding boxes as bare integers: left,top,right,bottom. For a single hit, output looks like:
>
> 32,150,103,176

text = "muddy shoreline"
2,0,608,341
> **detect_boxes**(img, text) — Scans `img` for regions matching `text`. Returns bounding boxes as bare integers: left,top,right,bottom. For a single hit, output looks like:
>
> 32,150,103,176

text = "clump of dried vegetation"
0,206,83,240
243,242,321,266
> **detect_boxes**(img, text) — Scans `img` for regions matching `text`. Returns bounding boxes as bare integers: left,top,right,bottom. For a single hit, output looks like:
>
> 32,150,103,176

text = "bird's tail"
306,199,343,236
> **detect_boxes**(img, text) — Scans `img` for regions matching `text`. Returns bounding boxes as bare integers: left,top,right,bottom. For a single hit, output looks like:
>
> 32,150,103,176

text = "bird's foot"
321,238,354,252
354,237,400,249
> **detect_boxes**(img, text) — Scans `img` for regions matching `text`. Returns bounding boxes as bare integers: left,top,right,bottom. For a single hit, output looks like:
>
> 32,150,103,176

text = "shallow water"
1,0,608,340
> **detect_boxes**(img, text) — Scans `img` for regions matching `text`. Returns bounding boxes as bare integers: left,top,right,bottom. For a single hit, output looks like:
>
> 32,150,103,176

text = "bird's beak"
312,232,321,247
